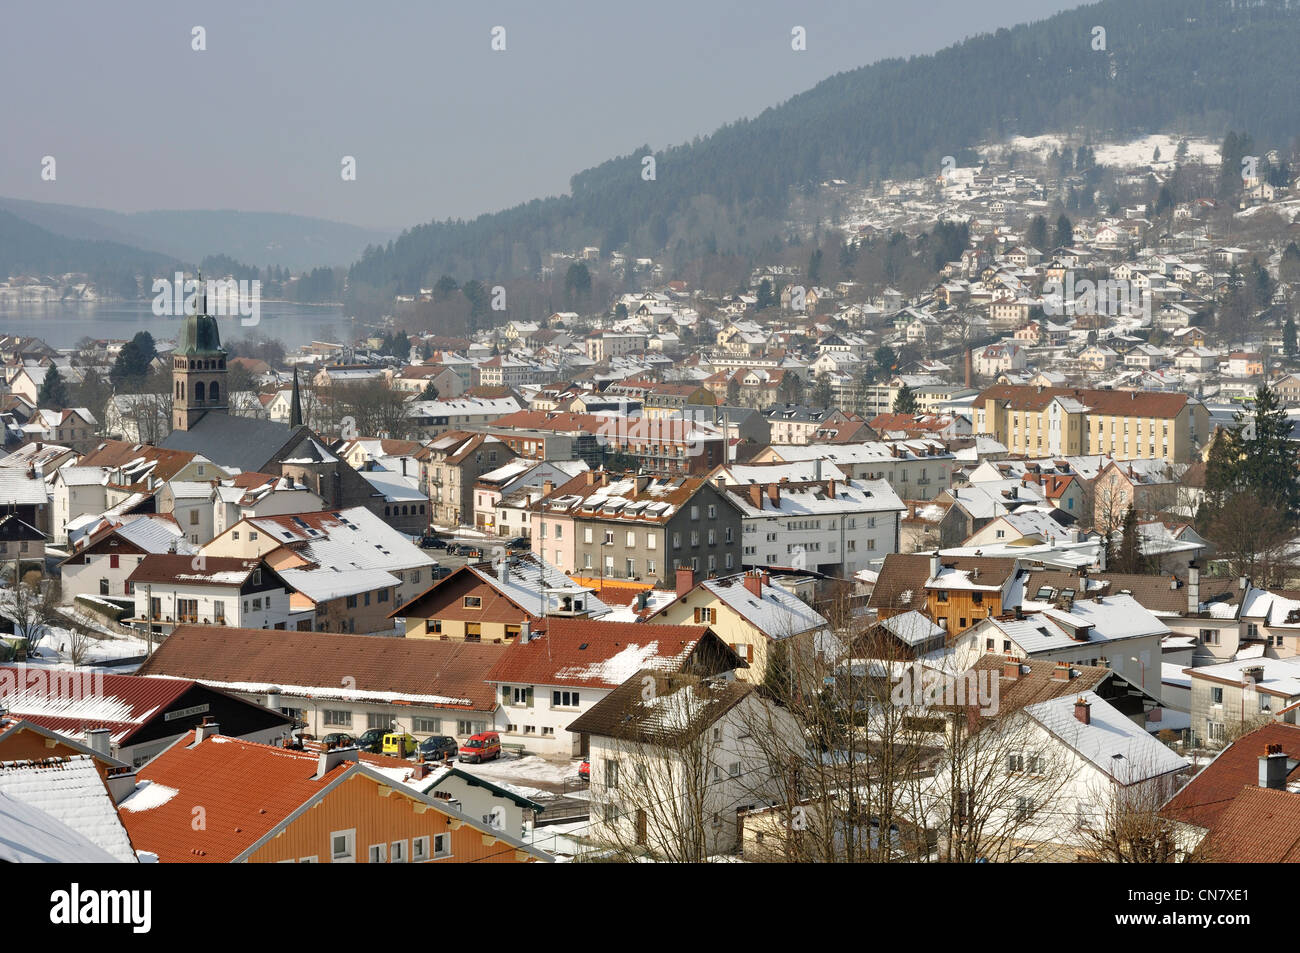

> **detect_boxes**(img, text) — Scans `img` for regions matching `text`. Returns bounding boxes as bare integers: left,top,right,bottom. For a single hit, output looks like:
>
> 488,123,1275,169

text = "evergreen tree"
1053,213,1074,248
893,384,918,415
1112,505,1142,573
1207,385,1300,518
110,331,157,387
1285,315,1297,358
755,279,775,311
38,365,69,408
807,248,823,285
419,381,439,400
812,371,834,409
1026,215,1048,251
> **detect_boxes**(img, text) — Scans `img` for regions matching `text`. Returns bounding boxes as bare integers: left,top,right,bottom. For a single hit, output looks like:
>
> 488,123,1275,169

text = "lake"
0,300,356,351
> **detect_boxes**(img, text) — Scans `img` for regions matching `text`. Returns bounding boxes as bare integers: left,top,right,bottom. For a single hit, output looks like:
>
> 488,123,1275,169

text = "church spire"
289,365,303,428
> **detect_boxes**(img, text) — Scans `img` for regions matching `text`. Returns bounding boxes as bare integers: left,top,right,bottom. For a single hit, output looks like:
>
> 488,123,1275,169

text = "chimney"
635,590,649,611
314,745,357,780
743,570,763,598
499,558,509,584
1051,661,1072,681
814,457,823,481
105,769,137,805
542,479,554,497
519,620,530,643
826,478,836,499
585,471,596,486
84,727,112,757
748,483,762,510
767,483,780,507
929,551,940,581
1239,575,1249,591
192,718,220,744
1074,696,1091,725
1244,665,1265,683
675,566,696,597
1002,655,1020,680
1187,562,1200,615
1260,744,1290,790
410,762,431,782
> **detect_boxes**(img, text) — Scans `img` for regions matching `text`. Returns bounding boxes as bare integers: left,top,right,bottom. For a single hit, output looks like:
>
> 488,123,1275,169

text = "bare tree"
1209,493,1297,587
1075,762,1191,863
1,572,61,649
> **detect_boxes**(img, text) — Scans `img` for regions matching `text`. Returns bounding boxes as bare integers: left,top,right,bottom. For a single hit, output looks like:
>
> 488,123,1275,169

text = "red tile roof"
484,619,711,689
1198,785,1300,861
1161,723,1300,830
0,667,194,747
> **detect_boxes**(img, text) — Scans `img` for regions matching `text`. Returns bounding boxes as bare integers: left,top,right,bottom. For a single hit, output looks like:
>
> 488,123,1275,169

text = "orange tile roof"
122,732,356,862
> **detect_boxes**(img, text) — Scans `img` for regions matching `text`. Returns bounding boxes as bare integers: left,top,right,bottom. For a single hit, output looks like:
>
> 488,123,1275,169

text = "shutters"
501,685,510,705
526,686,534,709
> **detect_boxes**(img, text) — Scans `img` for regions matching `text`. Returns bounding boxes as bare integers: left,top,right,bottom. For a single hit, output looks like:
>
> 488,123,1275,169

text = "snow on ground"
459,752,584,790
978,133,1220,169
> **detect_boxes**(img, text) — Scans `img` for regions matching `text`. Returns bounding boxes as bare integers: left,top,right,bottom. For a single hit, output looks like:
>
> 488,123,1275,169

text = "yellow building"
975,385,1208,463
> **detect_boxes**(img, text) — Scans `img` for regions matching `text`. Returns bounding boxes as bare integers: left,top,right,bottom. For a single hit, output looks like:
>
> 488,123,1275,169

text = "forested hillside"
348,0,1300,305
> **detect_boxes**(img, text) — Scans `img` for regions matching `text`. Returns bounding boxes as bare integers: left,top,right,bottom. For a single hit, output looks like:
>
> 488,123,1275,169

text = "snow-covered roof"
0,755,137,862
1025,691,1188,785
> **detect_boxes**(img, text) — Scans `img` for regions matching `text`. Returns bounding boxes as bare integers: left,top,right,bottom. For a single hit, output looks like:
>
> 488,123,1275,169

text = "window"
463,596,482,609
412,836,430,861
368,843,386,863
693,606,716,624
512,686,528,705
323,709,351,727
390,840,407,863
465,623,481,642
1211,686,1224,705
331,829,355,862
1200,628,1219,645
552,690,580,708
189,509,199,525
433,833,451,858
605,759,619,790
425,619,442,636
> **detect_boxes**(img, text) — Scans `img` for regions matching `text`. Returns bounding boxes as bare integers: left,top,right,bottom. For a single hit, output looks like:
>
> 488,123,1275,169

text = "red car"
458,731,501,764
578,760,590,782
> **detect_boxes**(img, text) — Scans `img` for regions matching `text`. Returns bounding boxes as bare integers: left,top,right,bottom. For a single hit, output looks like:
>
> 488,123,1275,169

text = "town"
2,125,1299,868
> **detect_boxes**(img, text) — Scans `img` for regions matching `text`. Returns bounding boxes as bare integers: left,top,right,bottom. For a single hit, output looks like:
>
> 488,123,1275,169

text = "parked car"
417,735,459,762
504,536,530,550
420,533,448,550
578,760,590,782
355,728,389,753
458,731,502,763
321,732,356,748
382,732,419,757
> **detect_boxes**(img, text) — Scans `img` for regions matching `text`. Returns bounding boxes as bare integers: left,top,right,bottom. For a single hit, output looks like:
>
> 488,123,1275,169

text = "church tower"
172,279,228,432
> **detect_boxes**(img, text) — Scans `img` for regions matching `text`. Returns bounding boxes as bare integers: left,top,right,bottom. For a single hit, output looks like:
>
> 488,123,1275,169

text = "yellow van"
382,732,418,757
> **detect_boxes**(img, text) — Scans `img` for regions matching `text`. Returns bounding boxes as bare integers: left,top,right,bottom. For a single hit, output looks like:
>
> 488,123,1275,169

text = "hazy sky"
1,0,1081,230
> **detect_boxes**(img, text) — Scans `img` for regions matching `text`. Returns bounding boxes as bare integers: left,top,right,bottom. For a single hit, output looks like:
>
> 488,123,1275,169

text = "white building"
721,477,905,576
